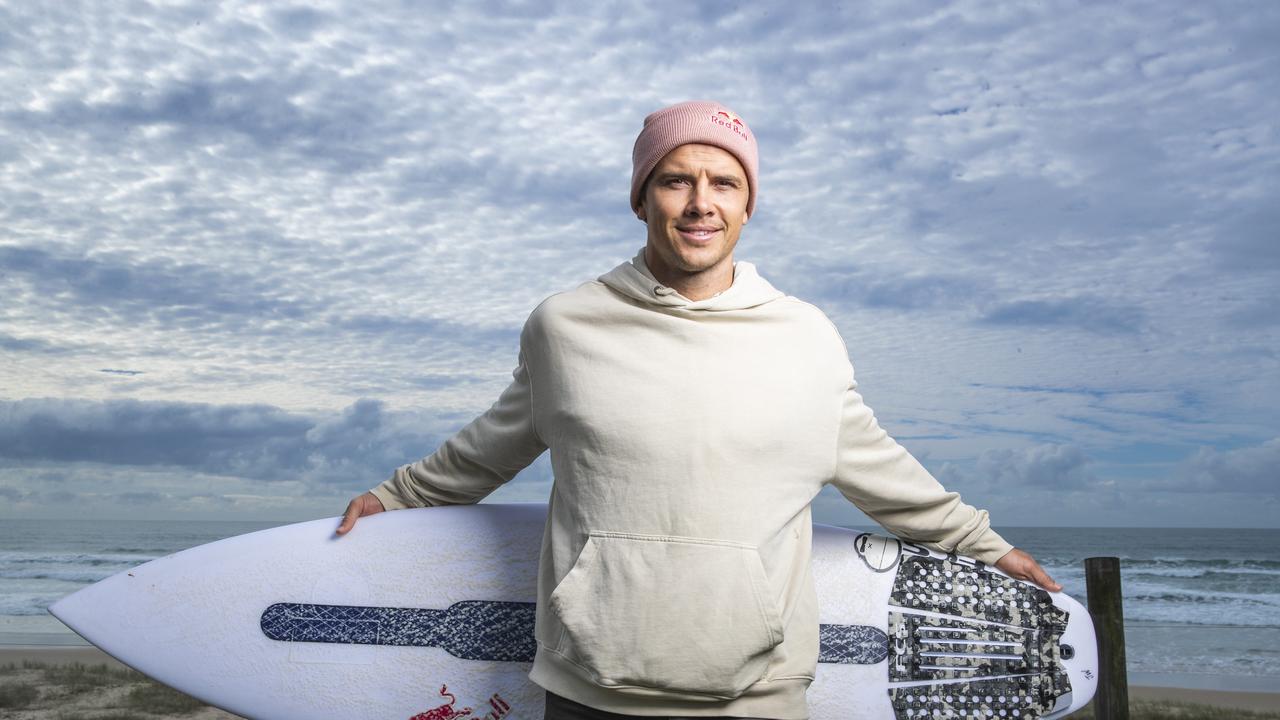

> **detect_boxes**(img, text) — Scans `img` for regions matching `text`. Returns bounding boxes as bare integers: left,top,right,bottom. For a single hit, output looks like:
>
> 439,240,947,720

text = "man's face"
638,143,749,280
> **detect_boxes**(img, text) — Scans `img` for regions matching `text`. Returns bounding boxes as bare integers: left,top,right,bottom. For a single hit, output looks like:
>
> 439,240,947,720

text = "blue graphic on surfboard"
50,504,1097,719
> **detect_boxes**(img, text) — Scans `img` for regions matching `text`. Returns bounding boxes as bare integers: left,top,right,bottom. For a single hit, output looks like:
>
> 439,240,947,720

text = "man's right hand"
335,492,386,536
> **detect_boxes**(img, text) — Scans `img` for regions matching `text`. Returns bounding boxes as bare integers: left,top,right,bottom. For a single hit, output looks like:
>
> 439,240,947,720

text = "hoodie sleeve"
828,371,1013,566
370,338,547,510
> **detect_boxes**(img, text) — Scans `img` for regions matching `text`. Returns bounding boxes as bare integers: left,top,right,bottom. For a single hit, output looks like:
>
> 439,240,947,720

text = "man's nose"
685,180,713,215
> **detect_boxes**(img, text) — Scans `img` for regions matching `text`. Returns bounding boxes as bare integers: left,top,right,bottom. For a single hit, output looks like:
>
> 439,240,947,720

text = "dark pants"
544,691,768,720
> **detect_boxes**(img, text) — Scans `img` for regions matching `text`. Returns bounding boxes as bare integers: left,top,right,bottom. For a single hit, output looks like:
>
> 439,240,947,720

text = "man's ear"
636,202,646,222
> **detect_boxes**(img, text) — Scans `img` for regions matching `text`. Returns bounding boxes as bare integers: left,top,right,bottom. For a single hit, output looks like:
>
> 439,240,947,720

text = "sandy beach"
2,645,1277,718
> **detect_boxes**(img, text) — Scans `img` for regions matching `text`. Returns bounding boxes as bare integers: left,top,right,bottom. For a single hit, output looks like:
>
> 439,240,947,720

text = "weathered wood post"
1085,556,1129,720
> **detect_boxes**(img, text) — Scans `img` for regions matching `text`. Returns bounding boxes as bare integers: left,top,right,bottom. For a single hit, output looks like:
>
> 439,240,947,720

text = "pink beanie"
630,100,759,217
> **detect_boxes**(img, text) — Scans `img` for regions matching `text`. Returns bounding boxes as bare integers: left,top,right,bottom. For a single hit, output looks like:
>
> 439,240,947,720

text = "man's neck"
643,248,735,301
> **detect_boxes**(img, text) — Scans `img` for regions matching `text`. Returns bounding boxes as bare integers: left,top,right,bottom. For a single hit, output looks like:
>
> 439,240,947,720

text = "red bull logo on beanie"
711,110,750,143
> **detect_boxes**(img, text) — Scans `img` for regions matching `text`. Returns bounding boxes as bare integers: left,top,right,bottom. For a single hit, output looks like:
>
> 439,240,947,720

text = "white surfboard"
49,504,1096,719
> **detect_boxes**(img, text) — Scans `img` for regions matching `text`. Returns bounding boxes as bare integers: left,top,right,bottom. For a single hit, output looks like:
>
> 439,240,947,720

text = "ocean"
1,518,1277,692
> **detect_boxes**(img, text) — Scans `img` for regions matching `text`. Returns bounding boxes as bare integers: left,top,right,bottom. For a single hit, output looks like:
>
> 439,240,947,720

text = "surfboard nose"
48,582,98,642
48,560,153,655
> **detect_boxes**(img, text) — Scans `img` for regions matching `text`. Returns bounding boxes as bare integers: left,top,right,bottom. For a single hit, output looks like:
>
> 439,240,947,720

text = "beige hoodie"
372,251,1013,719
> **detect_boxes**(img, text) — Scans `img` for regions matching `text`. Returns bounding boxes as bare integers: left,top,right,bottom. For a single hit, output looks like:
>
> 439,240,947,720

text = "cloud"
0,332,75,355
941,443,1101,491
779,258,985,313
1227,295,1280,329
0,397,470,488
979,297,1145,334
409,374,488,390
0,397,311,470
268,7,333,41
115,490,164,505
0,244,311,329
0,395,556,518
8,73,389,173
1211,202,1280,273
336,314,520,355
1171,438,1280,493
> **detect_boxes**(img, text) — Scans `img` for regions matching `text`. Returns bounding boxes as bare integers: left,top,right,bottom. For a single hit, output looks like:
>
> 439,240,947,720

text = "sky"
1,0,1277,528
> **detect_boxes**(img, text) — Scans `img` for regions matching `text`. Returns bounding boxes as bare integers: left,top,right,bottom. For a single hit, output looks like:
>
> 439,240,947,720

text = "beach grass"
55,714,155,720
0,660,235,718
121,680,210,713
0,678,40,708
35,660,143,695
1066,699,1280,719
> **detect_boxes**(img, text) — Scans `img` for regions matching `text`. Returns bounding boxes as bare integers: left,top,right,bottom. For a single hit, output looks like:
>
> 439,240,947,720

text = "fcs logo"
711,110,749,141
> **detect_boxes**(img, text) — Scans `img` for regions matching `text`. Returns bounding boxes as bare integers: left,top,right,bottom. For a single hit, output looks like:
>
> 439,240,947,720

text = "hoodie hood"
599,249,785,312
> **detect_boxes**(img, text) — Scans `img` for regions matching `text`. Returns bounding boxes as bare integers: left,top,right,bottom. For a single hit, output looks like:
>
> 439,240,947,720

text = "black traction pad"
886,553,1072,719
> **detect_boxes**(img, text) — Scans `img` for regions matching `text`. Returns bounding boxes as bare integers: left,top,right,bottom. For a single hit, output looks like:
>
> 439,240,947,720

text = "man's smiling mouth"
677,225,722,241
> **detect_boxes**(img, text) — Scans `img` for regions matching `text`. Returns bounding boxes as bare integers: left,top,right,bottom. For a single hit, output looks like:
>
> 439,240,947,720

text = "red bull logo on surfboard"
409,684,511,720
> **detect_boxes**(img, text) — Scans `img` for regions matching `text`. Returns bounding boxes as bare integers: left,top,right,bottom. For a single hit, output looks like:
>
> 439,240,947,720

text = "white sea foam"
0,550,156,566
0,567,122,584
1126,624,1280,679
1032,553,1280,628
1128,564,1280,578
0,550,155,585
0,591,66,616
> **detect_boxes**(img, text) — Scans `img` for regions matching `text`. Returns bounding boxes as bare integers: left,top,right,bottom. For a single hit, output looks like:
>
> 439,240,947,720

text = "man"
337,101,1059,720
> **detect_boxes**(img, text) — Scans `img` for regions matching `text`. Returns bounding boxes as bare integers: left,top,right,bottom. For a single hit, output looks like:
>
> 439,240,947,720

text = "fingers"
335,493,386,536
335,498,360,536
1014,551,1061,592
996,549,1062,593
1027,560,1062,592
1017,553,1061,593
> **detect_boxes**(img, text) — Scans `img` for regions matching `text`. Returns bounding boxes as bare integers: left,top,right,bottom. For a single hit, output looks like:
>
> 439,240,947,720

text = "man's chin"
646,240,734,278
671,247,730,273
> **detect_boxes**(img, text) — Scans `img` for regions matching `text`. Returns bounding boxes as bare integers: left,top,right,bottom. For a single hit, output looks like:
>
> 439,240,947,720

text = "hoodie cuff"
369,481,410,512
961,530,1016,567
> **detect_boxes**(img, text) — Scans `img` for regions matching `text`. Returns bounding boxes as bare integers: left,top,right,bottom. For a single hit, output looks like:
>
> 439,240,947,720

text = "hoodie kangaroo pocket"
547,531,784,699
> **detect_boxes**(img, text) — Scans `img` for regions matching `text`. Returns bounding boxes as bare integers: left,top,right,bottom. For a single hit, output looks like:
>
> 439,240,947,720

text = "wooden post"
1085,557,1129,720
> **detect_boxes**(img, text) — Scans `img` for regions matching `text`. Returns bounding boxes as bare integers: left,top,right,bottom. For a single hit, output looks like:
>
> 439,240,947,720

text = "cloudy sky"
2,0,1276,527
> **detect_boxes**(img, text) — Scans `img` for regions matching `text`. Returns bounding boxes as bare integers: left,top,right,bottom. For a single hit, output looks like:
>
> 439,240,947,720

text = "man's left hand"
995,548,1062,593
